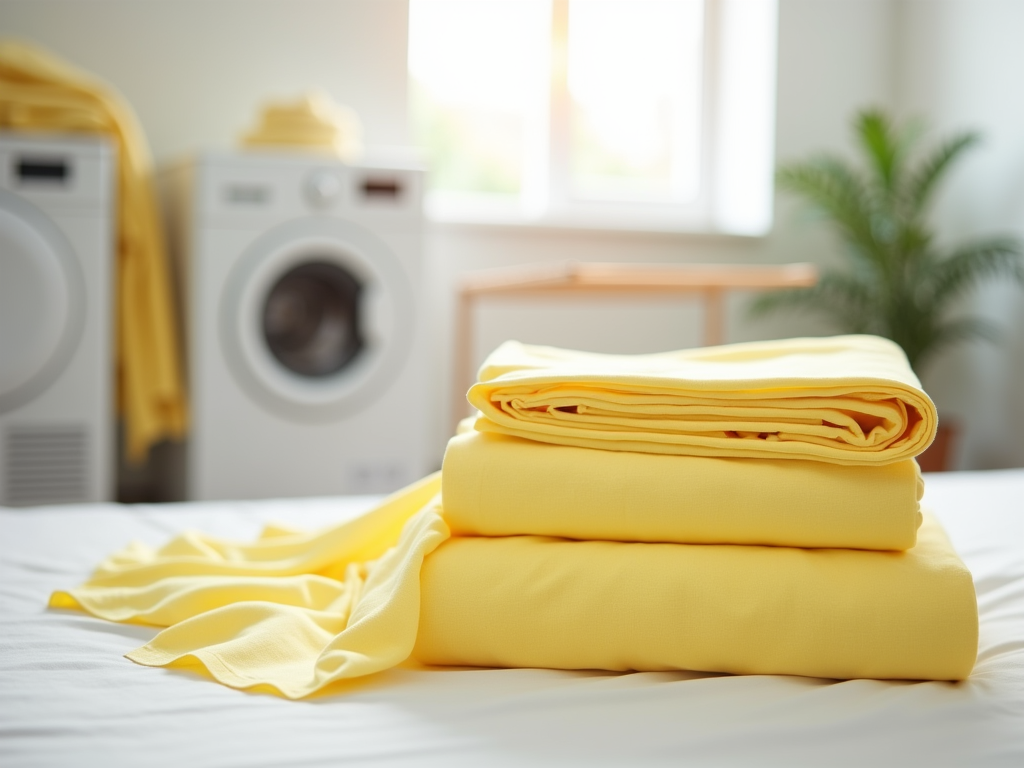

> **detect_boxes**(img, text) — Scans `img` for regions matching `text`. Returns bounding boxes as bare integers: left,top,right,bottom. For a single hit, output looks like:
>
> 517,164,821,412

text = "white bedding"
2,470,1023,768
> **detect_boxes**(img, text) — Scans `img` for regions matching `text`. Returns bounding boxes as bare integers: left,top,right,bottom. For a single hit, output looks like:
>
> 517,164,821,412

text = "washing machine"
0,132,115,506
161,151,429,500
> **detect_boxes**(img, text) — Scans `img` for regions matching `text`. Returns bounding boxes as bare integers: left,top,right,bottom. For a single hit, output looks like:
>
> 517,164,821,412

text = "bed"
2,469,1023,767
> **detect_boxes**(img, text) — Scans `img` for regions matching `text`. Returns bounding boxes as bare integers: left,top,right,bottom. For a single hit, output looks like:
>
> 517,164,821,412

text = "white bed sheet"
2,470,1023,768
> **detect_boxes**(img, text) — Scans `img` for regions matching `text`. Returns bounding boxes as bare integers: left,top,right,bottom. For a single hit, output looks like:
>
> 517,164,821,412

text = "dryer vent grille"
3,427,89,506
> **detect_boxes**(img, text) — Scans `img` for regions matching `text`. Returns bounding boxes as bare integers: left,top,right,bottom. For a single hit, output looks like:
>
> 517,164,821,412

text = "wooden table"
453,261,819,426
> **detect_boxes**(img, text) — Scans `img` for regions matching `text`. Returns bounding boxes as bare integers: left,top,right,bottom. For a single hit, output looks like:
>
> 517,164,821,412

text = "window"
409,0,777,235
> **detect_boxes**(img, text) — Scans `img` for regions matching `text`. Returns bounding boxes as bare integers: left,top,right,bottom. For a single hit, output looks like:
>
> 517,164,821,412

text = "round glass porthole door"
220,216,414,421
0,189,85,414
262,261,364,378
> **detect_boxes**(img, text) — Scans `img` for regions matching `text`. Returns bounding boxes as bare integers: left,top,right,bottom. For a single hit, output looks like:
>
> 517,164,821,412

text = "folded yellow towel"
0,40,187,461
469,336,936,466
240,91,362,160
443,429,924,550
416,512,977,681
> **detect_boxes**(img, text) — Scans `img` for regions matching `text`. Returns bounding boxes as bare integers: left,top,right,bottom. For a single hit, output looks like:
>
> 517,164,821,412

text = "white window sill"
426,213,769,240
424,199,770,240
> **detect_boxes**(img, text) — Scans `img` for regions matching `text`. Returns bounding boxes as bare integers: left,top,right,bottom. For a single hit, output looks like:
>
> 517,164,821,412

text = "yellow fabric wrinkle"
50,473,445,699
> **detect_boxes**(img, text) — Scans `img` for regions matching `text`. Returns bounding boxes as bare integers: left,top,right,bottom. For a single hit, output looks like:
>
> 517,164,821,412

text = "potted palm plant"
753,109,1024,470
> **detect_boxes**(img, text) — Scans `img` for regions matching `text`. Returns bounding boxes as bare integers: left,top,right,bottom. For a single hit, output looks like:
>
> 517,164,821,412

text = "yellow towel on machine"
0,40,186,461
443,429,924,550
240,91,362,160
469,335,936,466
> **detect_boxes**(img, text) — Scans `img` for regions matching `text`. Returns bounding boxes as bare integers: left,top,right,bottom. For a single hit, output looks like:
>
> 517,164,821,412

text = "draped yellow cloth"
50,336,976,697
0,40,186,461
469,335,936,465
51,474,447,700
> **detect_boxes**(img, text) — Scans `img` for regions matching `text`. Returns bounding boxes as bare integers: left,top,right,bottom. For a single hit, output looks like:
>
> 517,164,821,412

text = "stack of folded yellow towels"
53,335,978,699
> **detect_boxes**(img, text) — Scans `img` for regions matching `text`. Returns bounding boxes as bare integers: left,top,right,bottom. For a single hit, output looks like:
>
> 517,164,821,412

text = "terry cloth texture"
51,336,975,697
0,40,186,461
468,335,937,465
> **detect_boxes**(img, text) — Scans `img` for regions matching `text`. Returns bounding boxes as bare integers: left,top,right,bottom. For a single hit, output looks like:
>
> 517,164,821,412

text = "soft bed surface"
2,471,1023,768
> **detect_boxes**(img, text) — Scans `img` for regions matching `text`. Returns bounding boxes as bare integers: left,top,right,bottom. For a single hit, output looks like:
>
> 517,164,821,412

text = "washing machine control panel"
195,153,423,228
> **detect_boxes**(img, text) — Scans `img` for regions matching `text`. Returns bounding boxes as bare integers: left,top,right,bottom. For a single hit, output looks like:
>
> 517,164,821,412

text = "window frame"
413,0,777,236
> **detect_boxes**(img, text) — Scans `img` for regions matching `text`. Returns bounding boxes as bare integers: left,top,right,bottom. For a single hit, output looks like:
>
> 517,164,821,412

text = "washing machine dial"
304,170,343,209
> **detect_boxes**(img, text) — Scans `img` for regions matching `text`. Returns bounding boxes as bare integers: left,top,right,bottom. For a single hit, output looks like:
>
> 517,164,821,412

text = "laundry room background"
3,0,1024,484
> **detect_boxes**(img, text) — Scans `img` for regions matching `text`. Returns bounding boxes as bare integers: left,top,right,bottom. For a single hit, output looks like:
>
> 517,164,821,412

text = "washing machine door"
0,189,86,414
220,216,415,421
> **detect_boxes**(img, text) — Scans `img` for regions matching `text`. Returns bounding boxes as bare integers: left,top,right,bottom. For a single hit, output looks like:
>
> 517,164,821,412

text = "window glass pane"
567,0,703,202
409,0,549,198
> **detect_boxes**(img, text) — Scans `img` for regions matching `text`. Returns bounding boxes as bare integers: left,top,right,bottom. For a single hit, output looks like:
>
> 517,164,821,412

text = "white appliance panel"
0,133,115,506
164,152,428,500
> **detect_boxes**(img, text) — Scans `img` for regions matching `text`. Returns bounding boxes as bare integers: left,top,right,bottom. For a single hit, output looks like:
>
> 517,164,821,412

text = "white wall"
3,0,1019,468
0,0,411,159
894,0,1024,469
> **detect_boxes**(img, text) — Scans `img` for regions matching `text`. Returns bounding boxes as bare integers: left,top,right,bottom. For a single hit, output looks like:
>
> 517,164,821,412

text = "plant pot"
917,421,958,473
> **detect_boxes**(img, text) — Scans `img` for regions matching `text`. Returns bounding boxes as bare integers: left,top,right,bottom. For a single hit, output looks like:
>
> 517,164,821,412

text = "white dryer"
0,133,115,506
162,151,429,500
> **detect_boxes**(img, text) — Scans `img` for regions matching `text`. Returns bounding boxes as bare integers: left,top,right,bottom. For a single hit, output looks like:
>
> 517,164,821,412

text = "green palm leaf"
750,272,876,333
906,132,979,217
856,109,907,195
777,158,879,264
923,237,1024,305
757,108,1024,378
919,316,1001,371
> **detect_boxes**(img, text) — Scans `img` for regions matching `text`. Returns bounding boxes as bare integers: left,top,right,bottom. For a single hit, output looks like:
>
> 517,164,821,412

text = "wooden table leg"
704,288,724,347
452,291,474,435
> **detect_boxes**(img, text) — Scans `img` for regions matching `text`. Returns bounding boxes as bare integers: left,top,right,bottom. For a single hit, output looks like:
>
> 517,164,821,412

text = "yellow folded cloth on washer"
416,512,978,682
0,40,186,461
443,429,924,550
240,91,362,160
469,335,936,466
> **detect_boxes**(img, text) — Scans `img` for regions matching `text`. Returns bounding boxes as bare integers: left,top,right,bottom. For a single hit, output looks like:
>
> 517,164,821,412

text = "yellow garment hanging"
0,40,186,461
